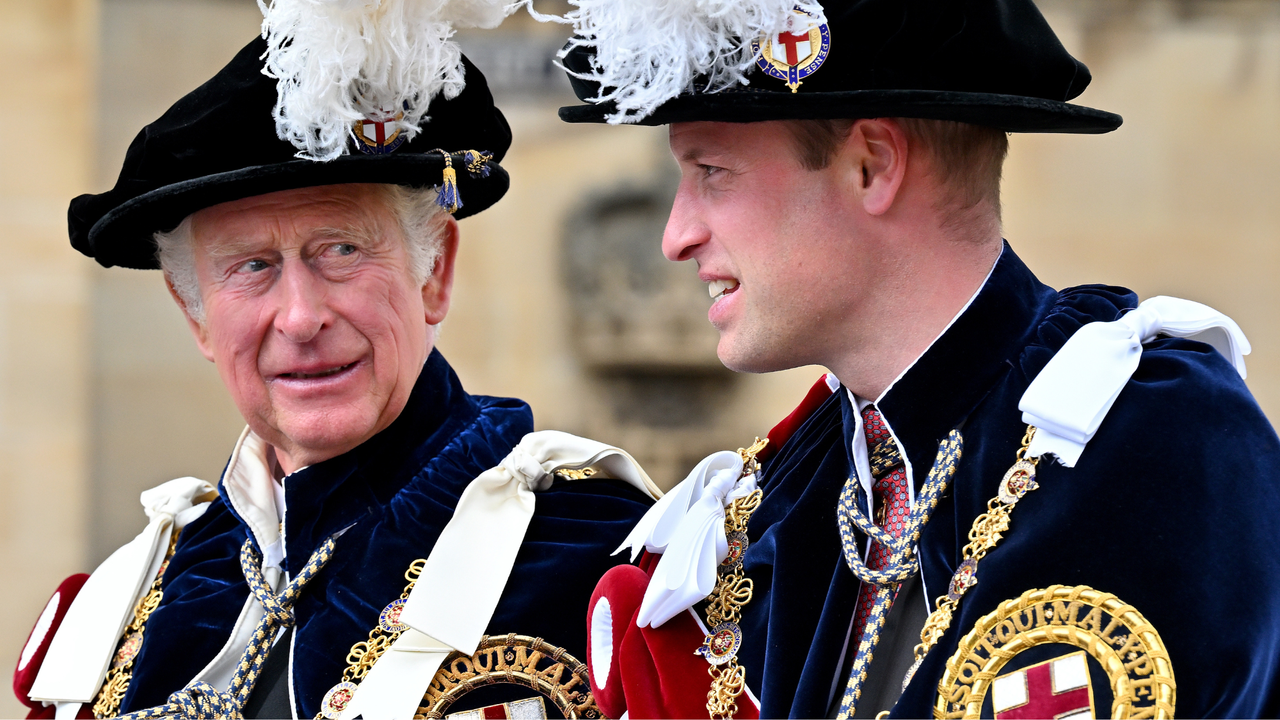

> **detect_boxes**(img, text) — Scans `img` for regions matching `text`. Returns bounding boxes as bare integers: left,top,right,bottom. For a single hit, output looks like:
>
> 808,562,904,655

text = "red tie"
848,406,910,660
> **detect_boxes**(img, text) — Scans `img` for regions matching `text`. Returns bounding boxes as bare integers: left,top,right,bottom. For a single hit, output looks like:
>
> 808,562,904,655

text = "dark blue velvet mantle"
119,350,653,718
738,244,1280,718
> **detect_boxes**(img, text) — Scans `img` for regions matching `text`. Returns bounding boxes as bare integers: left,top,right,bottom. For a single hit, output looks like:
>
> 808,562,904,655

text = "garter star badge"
751,6,832,93
353,112,407,155
935,585,1175,720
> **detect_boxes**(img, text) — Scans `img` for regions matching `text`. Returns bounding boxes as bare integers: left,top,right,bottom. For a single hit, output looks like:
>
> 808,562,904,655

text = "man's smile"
275,361,358,380
707,278,740,301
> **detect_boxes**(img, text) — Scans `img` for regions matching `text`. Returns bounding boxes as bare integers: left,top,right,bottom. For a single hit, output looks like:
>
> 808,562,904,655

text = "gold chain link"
904,426,1041,688
338,559,426,686
702,439,768,720
93,530,182,719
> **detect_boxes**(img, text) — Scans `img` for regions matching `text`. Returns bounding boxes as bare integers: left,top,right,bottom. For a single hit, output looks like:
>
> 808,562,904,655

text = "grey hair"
155,185,448,325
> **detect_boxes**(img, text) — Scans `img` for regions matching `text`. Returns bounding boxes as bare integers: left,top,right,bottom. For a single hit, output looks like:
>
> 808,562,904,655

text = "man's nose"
273,261,330,343
661,183,709,262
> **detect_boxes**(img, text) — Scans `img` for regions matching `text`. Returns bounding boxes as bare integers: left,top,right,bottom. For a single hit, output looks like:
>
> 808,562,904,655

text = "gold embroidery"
935,585,1175,719
92,529,181,719
416,634,598,719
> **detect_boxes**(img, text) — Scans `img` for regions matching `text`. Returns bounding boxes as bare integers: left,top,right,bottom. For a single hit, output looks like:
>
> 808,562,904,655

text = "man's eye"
699,164,724,178
242,258,270,272
332,243,357,256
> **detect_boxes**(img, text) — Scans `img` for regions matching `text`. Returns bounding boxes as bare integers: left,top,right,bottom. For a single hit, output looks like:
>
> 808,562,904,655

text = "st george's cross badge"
935,585,1175,719
989,651,1094,719
752,6,831,92
353,111,407,155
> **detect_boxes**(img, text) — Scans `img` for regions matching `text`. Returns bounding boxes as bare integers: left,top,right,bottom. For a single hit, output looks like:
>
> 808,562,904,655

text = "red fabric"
587,561,761,719
759,374,836,462
996,659,1091,719
622,608,760,719
13,574,91,717
636,550,660,578
577,375,842,718
587,565,648,717
849,407,909,659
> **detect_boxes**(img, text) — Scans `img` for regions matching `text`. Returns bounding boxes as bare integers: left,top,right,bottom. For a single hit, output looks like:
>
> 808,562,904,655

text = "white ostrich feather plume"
516,0,826,124
259,0,512,161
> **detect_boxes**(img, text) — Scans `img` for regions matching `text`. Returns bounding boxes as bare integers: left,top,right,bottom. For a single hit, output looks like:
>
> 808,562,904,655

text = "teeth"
708,279,739,300
286,363,352,379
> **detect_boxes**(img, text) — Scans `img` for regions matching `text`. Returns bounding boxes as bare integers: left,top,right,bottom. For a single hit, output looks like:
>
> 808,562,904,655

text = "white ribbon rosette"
29,477,217,708
338,430,659,720
1020,295,1249,466
614,449,760,629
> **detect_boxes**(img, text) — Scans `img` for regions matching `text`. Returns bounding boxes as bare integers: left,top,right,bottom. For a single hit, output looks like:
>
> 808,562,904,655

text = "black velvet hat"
71,37,512,270
557,0,1121,133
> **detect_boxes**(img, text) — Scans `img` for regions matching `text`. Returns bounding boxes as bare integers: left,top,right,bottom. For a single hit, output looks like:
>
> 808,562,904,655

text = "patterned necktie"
834,405,964,719
849,406,910,664
121,535,336,720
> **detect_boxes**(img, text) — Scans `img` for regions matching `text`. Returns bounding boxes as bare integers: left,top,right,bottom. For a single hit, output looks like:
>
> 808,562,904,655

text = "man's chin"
261,414,385,471
715,336,804,375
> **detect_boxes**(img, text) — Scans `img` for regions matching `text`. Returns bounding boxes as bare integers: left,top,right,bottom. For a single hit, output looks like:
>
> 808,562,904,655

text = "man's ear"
847,118,909,216
422,216,460,325
165,275,215,363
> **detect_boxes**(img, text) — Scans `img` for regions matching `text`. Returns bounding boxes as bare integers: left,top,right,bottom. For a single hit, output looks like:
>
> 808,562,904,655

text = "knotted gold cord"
119,535,336,720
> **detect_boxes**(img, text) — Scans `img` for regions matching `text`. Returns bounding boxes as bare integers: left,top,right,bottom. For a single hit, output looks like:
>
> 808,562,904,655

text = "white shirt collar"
833,249,1000,508
222,427,286,571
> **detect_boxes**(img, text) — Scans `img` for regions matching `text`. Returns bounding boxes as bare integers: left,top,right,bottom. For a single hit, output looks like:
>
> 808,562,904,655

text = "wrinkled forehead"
190,183,396,254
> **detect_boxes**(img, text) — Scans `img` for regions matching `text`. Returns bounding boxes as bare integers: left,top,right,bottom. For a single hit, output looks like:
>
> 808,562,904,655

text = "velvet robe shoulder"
119,350,654,718
740,245,1280,718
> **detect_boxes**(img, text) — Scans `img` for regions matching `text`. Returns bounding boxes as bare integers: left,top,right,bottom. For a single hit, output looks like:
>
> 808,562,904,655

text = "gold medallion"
935,585,1175,719
417,634,599,719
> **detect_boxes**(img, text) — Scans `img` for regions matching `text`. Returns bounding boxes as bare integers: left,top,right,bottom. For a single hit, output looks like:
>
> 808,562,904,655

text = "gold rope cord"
93,529,183,719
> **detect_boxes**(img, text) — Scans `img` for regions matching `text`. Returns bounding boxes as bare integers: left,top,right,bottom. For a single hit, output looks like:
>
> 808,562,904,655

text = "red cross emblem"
772,30,812,66
353,112,406,155
461,697,547,719
992,651,1094,719
361,118,391,145
752,8,830,93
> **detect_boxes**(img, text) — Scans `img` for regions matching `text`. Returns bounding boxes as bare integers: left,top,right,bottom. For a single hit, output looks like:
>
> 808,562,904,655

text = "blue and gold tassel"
433,150,461,214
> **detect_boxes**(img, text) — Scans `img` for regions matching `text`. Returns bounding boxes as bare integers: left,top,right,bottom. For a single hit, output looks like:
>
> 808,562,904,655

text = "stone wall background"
3,0,1279,715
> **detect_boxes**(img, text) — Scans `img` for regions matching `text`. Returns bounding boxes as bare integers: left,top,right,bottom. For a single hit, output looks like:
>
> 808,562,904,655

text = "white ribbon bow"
339,430,659,720
29,477,217,705
612,450,758,629
1019,295,1249,467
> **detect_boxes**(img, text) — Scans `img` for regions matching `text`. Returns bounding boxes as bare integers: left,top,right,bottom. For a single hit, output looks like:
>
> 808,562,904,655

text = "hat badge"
751,7,831,93
353,111,407,155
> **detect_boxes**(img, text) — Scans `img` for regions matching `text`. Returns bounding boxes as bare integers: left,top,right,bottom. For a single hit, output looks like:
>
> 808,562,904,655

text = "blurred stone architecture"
4,0,1280,715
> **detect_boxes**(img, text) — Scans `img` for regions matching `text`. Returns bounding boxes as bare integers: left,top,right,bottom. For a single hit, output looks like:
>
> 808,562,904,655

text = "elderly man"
14,25,653,720
540,0,1280,718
